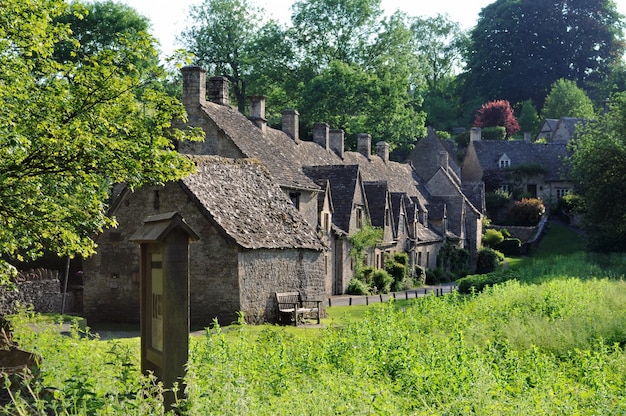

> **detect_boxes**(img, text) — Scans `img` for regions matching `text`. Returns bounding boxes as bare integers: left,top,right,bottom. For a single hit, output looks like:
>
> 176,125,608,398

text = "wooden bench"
275,291,321,326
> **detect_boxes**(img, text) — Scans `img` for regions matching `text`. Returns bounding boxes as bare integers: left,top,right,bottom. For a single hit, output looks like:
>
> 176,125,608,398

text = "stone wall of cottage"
239,249,325,324
0,278,64,316
83,183,242,327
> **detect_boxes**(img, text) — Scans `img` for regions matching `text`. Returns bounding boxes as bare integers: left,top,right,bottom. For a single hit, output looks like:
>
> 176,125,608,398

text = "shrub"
476,247,504,274
385,259,407,284
495,238,522,256
482,228,505,248
425,268,445,285
481,126,507,140
485,189,512,211
414,266,426,286
508,198,545,226
357,266,375,285
372,269,393,293
392,252,409,266
346,278,370,295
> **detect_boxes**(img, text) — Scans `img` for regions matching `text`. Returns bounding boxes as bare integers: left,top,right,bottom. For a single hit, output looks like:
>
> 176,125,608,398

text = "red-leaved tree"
474,100,520,137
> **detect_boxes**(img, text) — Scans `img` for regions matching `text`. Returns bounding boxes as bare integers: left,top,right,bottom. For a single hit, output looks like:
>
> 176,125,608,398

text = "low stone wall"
0,270,65,316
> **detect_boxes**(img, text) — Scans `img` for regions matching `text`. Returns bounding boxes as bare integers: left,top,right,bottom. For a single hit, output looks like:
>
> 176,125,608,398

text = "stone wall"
239,249,325,324
0,277,63,316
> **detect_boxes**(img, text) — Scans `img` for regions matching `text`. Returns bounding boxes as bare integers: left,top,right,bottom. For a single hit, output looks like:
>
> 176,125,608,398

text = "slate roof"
302,165,362,233
363,181,389,229
200,101,322,191
471,140,570,181
415,222,444,243
181,156,325,251
406,128,461,182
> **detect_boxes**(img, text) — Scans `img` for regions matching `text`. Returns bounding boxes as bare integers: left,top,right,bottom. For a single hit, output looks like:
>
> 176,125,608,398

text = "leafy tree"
0,0,202,279
517,100,541,136
474,100,520,137
568,91,626,251
290,0,383,69
508,198,546,226
181,0,293,113
541,79,596,119
463,0,625,108
482,229,505,248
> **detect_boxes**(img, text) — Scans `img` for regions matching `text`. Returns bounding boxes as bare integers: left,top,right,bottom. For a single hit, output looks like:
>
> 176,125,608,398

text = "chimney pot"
181,66,206,108
438,151,449,170
248,96,267,132
208,76,229,106
329,129,344,159
470,127,482,142
357,133,372,159
376,141,389,162
313,123,330,150
281,109,299,140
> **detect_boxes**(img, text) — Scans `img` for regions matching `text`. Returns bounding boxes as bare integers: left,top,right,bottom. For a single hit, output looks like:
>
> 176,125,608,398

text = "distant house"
462,127,572,204
535,117,584,143
83,156,326,326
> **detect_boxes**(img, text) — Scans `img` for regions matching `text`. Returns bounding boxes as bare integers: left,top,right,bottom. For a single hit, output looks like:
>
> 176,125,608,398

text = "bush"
357,266,375,285
481,126,507,140
425,268,445,285
385,259,406,283
372,269,393,293
485,189,512,212
346,278,370,295
392,252,409,266
476,247,504,274
508,198,545,226
482,228,505,248
495,238,522,256
414,266,426,286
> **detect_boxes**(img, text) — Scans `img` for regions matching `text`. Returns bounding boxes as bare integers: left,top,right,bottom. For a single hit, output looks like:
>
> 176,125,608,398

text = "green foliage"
463,0,625,108
507,198,546,226
567,91,626,251
480,126,507,140
349,225,383,272
6,253,626,414
437,242,471,279
541,79,596,119
0,0,202,281
482,228,505,248
517,99,541,135
346,278,370,295
476,247,504,274
385,254,412,292
372,269,393,294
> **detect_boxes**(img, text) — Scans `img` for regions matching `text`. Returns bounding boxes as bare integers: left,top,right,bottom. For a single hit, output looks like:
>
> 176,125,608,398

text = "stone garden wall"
0,269,67,316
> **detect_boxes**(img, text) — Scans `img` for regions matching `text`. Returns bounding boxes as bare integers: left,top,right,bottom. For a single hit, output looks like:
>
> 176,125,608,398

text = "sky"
120,0,626,58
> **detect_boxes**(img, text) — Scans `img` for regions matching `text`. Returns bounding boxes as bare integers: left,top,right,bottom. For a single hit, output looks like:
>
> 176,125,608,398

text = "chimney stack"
181,66,206,108
376,141,389,162
313,123,330,150
438,151,449,170
357,133,372,159
329,129,344,159
248,96,267,132
470,127,482,142
208,76,229,106
281,109,299,140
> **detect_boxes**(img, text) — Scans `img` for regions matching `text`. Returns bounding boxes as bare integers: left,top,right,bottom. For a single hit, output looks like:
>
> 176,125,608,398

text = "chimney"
281,109,299,140
438,151,449,170
357,133,372,159
376,141,389,162
181,66,206,108
470,127,482,142
313,123,330,150
208,76,229,106
248,96,267,132
524,132,531,142
329,129,344,159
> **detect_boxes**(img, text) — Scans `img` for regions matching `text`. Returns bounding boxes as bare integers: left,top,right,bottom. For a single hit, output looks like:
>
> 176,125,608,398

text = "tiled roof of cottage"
390,192,406,236
200,101,322,191
181,156,325,251
363,181,389,229
415,222,444,243
471,140,569,181
406,128,460,182
303,165,361,233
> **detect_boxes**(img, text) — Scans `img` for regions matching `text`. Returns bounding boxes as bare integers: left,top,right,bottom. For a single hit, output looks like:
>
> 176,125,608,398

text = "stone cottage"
462,127,572,204
83,156,326,326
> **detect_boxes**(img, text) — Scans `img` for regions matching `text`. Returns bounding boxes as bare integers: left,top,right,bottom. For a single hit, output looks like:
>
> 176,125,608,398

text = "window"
355,207,364,229
499,184,510,193
323,212,331,232
289,192,300,210
499,159,510,168
417,252,422,266
556,188,570,198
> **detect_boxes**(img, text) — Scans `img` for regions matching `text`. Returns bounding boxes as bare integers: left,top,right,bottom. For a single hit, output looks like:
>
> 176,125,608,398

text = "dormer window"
289,192,300,210
499,154,511,168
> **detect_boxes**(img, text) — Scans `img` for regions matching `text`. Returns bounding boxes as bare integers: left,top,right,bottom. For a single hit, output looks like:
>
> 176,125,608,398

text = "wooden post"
130,212,199,411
